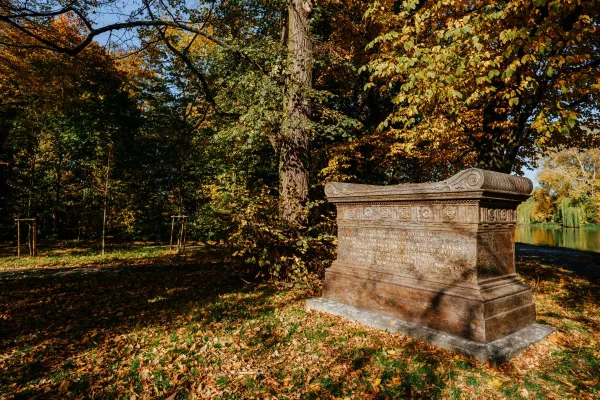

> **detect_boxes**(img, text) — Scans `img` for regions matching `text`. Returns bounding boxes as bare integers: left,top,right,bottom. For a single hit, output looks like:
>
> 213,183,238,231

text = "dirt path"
516,243,600,278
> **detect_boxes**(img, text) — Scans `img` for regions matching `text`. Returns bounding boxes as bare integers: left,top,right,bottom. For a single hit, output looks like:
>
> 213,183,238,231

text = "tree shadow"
516,244,600,331
0,249,277,394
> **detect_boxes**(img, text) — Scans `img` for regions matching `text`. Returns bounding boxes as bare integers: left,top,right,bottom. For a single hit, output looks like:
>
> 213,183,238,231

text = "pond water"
515,225,600,253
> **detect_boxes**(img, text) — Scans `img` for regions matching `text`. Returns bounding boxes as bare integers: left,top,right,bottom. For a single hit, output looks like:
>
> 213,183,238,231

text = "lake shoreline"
516,225,600,253
520,222,600,231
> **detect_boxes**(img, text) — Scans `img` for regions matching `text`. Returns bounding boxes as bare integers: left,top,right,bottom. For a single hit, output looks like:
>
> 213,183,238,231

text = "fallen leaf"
58,379,70,393
488,378,502,388
165,392,177,400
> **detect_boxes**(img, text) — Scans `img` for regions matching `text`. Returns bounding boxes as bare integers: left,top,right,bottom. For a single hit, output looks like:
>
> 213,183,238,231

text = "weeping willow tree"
517,198,535,225
559,198,585,228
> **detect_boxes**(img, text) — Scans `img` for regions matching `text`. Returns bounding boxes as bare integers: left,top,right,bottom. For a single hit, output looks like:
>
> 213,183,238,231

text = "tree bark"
279,0,313,225
101,149,112,256
53,151,62,235
476,103,516,173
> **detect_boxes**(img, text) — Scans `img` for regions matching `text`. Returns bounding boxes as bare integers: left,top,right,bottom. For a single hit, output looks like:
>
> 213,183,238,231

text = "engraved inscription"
337,227,476,280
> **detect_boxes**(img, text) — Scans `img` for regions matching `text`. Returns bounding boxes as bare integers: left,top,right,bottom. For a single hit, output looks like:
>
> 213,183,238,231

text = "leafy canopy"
364,0,600,173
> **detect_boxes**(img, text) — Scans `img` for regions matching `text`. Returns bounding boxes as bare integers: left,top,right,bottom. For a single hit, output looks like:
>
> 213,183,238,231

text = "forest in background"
1,0,599,278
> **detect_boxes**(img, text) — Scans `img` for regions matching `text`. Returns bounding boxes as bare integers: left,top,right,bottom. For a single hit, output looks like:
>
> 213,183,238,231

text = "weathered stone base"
306,297,554,365
323,264,537,343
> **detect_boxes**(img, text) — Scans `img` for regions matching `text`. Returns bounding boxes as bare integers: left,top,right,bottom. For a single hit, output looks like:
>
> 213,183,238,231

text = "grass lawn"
0,247,599,399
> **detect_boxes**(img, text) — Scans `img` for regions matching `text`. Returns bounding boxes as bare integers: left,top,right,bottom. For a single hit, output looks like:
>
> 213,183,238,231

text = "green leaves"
488,69,500,79
452,90,463,99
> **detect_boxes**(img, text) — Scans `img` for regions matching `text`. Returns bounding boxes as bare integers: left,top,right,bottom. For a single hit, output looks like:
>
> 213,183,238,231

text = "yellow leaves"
583,377,599,386
487,378,503,388
139,369,151,381
282,376,293,385
58,379,70,393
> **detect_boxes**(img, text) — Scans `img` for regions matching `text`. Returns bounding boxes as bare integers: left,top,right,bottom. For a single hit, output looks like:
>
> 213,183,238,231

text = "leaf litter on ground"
0,246,599,399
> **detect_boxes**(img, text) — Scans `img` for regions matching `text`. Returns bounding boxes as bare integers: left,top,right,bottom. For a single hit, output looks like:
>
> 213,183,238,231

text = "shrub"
196,178,336,283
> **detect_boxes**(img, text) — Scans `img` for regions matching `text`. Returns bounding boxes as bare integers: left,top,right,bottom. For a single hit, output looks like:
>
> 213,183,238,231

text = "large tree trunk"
53,151,63,235
101,149,112,256
476,103,517,174
279,0,313,225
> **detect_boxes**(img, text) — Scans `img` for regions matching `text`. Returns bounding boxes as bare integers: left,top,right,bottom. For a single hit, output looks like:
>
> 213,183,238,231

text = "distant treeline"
518,149,599,228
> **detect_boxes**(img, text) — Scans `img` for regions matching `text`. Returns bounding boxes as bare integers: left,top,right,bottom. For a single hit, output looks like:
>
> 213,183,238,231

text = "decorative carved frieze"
479,208,517,223
337,204,480,224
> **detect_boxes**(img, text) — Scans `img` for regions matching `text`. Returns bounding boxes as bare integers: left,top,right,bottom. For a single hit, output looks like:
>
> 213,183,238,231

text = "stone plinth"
311,168,552,361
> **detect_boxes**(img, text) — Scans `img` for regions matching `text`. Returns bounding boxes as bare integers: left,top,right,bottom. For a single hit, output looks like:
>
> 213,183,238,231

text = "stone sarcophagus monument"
307,169,553,364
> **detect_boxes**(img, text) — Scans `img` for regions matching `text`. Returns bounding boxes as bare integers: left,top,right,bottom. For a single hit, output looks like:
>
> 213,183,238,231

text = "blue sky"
93,1,141,48
523,167,539,186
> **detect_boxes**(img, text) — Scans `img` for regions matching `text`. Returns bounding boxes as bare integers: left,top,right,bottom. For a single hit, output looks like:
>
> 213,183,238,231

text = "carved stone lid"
324,169,533,202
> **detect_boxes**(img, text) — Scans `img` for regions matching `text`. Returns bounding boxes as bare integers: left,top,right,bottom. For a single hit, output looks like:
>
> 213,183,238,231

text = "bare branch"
158,27,239,118
0,8,268,76
140,0,239,118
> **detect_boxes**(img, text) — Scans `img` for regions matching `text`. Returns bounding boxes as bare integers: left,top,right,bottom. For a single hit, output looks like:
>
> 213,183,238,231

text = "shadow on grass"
516,245,600,331
0,249,278,396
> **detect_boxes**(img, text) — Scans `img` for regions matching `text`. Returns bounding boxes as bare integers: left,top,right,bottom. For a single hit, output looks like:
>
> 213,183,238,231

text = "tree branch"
141,1,239,118
158,27,239,118
0,9,268,76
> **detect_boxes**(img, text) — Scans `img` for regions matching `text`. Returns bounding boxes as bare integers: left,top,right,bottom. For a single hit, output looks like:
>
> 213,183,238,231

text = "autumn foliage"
364,0,600,173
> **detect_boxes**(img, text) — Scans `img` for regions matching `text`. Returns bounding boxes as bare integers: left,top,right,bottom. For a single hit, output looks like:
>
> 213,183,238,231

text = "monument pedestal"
310,169,553,363
306,297,553,365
